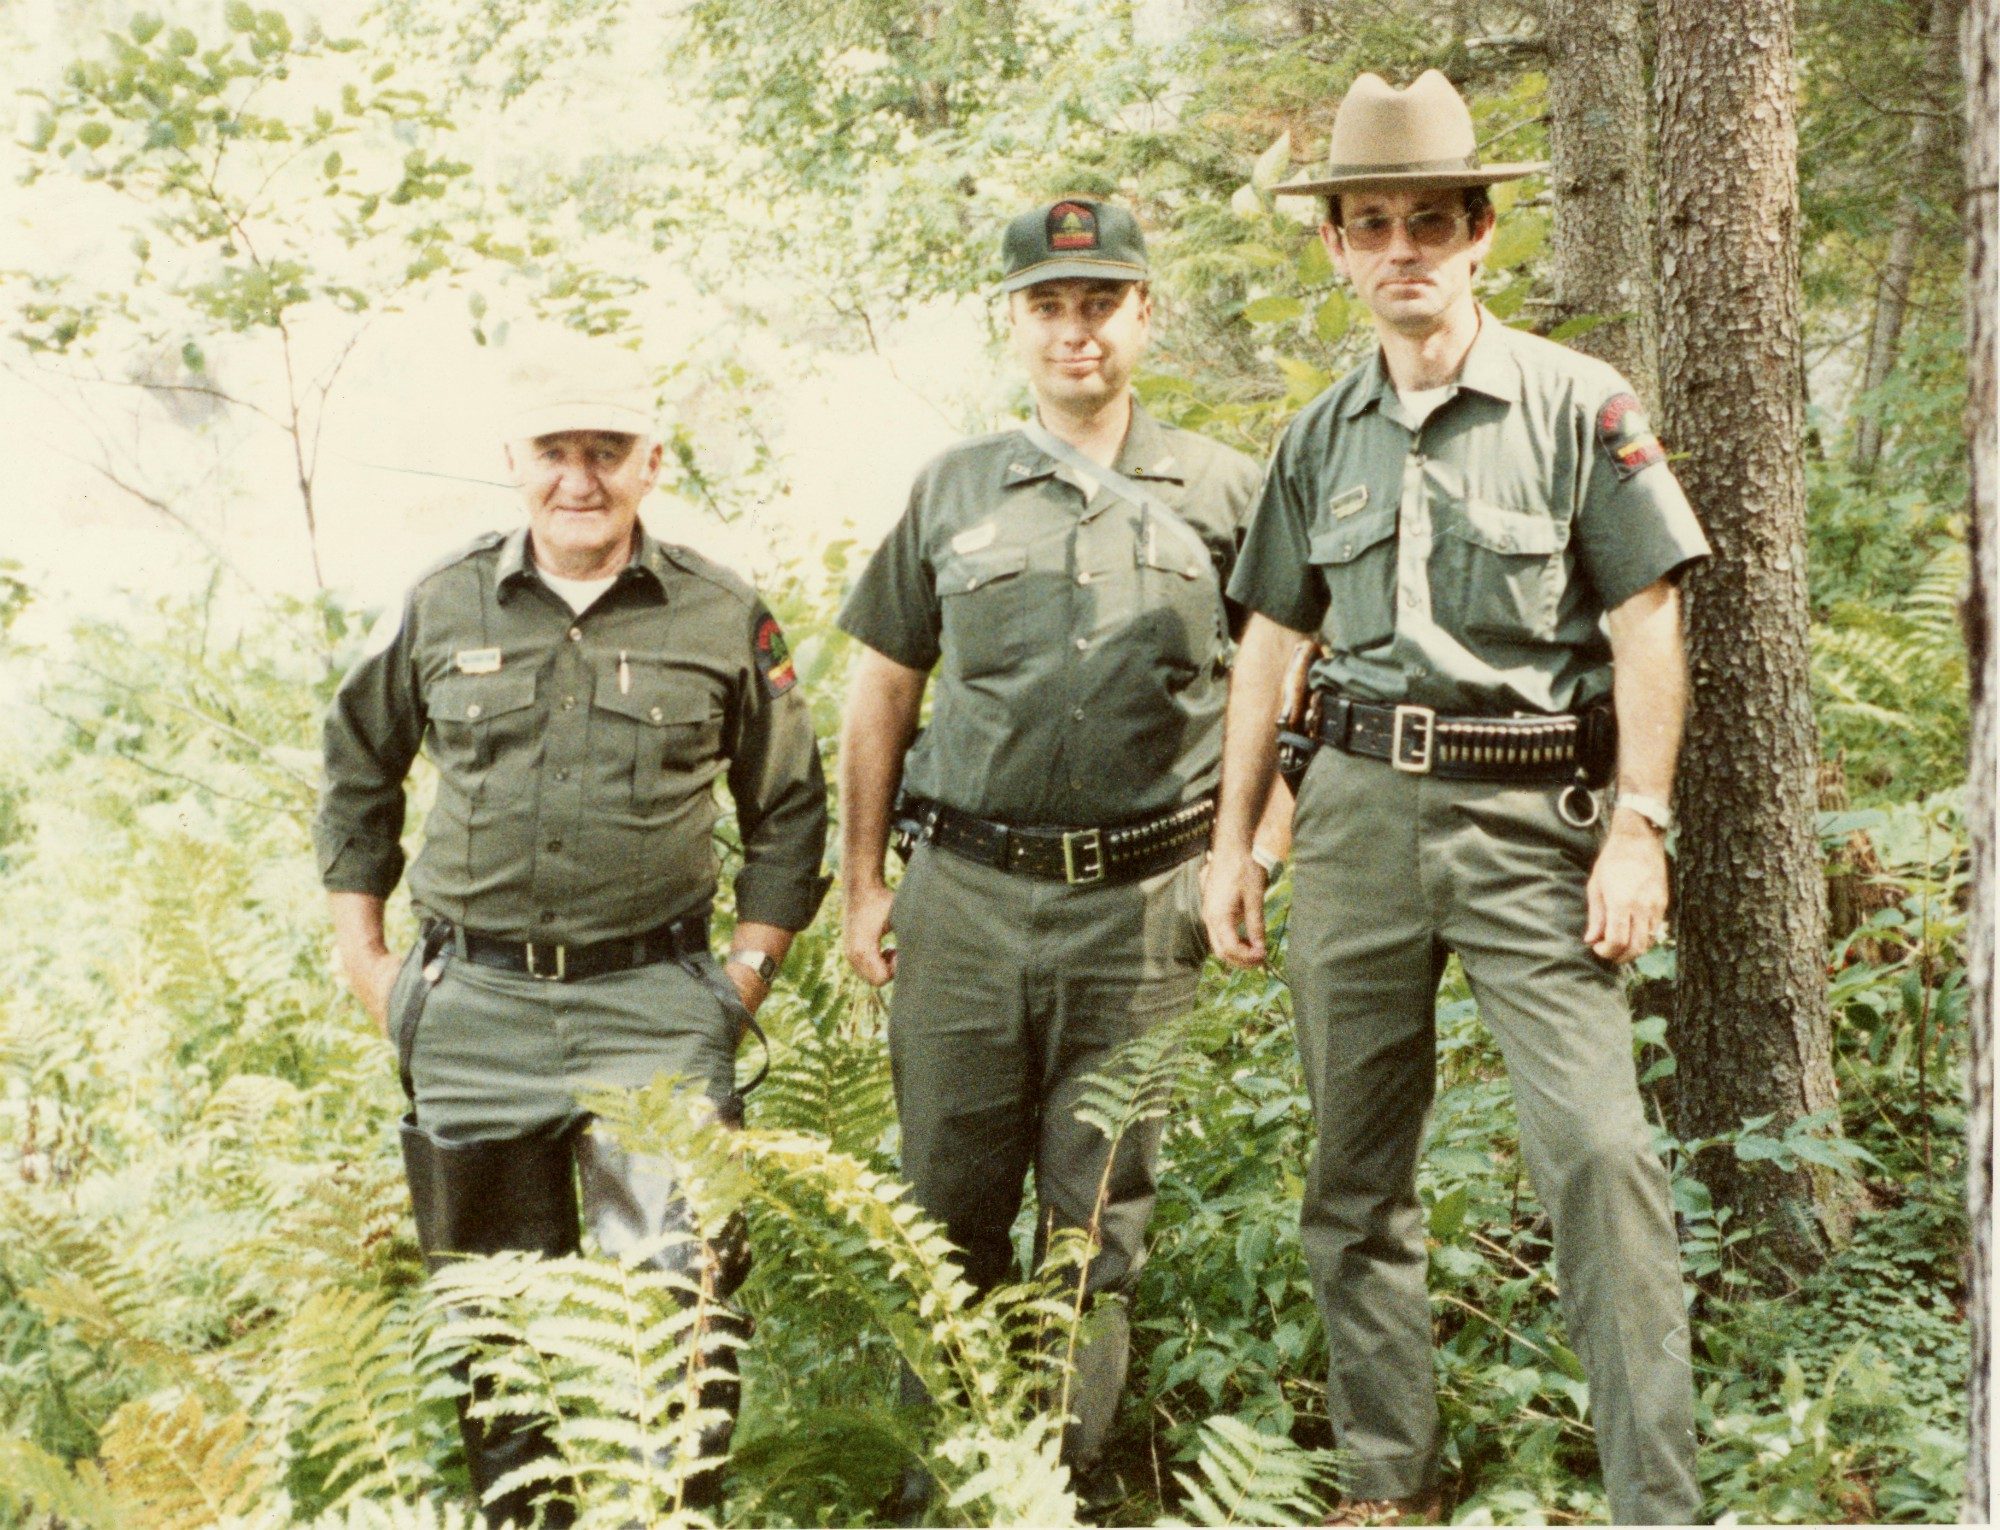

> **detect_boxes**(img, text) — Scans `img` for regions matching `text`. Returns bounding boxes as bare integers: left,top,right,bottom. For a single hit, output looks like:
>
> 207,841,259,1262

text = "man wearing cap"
316,330,829,1526
1203,72,1708,1525
836,197,1275,1492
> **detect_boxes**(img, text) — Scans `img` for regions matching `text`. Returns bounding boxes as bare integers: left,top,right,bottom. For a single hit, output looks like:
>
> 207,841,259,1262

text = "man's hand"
344,946,406,1034
1202,848,1271,968
1585,813,1669,963
843,879,898,986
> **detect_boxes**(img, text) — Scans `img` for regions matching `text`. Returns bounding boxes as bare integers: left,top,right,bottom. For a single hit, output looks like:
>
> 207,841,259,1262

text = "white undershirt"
538,568,618,615
1397,383,1454,420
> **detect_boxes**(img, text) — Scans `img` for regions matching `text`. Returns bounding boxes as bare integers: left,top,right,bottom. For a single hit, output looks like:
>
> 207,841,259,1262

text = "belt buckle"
1062,827,1106,885
524,942,567,981
1391,704,1436,774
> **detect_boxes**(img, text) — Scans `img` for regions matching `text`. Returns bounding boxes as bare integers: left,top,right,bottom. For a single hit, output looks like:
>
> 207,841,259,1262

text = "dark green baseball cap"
998,197,1149,293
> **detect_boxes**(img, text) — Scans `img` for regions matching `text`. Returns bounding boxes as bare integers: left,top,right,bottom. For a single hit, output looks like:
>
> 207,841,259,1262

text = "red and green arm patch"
1596,392,1667,480
752,607,797,697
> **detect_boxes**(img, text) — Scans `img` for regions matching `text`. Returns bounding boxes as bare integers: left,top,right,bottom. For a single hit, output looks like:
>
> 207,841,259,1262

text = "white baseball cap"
494,326,656,441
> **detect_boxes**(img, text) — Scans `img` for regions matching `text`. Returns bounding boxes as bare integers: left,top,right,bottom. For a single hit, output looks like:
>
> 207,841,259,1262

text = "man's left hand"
1585,812,1669,963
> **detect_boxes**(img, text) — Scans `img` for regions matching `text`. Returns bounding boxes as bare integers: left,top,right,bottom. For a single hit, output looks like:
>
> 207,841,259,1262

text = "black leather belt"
897,795,1213,885
1317,694,1612,783
441,913,709,982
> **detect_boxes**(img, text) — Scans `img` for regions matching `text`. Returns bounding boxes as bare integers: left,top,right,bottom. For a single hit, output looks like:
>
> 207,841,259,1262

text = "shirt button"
547,838,563,852
1341,542,1354,557
465,703,482,719
554,768,569,782
1071,707,1085,720
966,577,979,591
562,695,576,710
568,626,583,642
1076,572,1092,585
1403,591,1418,608
649,706,663,722
1074,637,1089,651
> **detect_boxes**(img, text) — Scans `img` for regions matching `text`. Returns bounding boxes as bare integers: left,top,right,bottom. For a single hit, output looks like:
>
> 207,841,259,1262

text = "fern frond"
0,1436,126,1527
936,1413,1080,1527
285,1288,431,1508
301,1496,479,1530
258,1157,422,1296
1166,1414,1343,1528
751,1026,896,1160
1071,1013,1199,1145
99,1394,275,1530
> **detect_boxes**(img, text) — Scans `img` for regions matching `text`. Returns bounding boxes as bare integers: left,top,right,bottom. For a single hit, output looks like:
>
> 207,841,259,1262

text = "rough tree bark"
1657,0,1853,1275
1543,0,1660,410
1960,0,1995,1513
1852,0,1966,478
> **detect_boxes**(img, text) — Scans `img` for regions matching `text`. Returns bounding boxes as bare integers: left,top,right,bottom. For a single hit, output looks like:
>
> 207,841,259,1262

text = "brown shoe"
1321,1490,1442,1526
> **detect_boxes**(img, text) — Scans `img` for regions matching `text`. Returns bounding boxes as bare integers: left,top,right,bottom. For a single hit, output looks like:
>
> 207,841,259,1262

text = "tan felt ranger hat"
494,326,656,441
1272,69,1546,197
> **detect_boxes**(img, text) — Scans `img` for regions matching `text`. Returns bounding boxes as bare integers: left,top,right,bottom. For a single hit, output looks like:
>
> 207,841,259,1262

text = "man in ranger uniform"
1204,73,1710,1525
836,197,1281,1494
316,332,829,1526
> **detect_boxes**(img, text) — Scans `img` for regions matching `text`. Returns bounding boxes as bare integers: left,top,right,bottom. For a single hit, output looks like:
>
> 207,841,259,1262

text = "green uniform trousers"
887,842,1208,1468
392,944,744,1142
1288,749,1698,1525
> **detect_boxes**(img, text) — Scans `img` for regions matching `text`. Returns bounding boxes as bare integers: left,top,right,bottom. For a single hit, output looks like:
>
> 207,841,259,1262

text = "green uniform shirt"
837,404,1262,826
1228,311,1711,714
316,525,829,943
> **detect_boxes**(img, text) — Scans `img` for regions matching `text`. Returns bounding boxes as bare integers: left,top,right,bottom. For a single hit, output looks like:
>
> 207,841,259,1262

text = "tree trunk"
1543,0,1660,411
1657,0,1852,1277
1959,0,1995,1514
1852,0,1966,478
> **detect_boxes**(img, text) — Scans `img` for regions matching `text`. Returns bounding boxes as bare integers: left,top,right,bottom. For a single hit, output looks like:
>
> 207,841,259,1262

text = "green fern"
1165,1414,1344,1527
285,1288,434,1509
0,1436,125,1527
300,1497,480,1529
98,1393,275,1530
1071,1013,1200,1147
750,1024,897,1162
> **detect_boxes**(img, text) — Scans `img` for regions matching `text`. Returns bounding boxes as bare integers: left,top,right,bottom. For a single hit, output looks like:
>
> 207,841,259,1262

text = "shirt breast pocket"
1307,507,1399,654
1135,518,1223,675
1438,500,1569,642
935,543,1031,679
426,670,539,774
593,666,723,812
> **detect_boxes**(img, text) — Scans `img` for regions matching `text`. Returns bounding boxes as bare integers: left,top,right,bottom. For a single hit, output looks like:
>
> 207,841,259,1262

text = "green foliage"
1165,1414,1342,1527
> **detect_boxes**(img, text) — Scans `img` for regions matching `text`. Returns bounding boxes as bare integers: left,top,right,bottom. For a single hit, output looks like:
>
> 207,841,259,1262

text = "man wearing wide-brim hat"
1206,70,1709,1524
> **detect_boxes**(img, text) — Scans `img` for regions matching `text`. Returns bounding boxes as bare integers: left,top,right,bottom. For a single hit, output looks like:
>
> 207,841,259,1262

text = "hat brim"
1271,160,1546,197
502,402,656,440
997,257,1149,293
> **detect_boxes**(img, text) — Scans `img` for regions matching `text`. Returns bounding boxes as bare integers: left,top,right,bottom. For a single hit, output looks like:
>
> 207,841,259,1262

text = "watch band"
1615,792,1674,833
1251,844,1286,879
726,949,779,984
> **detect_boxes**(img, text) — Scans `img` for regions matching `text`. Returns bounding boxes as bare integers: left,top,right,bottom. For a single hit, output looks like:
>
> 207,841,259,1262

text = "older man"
316,331,828,1526
1205,73,1709,1524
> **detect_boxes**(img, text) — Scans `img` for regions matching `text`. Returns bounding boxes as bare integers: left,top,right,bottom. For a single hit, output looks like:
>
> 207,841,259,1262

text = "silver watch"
726,949,779,984
1615,792,1674,833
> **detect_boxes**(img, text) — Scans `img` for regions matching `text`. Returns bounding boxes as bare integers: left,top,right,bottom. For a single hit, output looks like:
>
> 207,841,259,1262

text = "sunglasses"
1340,209,1470,252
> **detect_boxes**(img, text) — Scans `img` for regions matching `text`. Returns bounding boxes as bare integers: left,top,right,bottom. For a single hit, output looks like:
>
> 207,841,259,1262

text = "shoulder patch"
1596,393,1666,480
752,607,797,698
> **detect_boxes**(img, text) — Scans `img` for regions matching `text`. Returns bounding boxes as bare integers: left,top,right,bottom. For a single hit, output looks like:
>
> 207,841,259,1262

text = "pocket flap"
593,668,714,727
1308,510,1398,566
937,543,1029,596
429,669,537,723
1449,501,1567,555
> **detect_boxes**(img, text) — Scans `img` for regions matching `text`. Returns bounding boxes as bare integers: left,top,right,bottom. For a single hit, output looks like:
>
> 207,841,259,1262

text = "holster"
1275,639,1329,795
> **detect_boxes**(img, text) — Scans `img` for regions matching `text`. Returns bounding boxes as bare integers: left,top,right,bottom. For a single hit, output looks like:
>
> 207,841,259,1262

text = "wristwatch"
726,949,779,985
1251,844,1286,880
1615,792,1674,834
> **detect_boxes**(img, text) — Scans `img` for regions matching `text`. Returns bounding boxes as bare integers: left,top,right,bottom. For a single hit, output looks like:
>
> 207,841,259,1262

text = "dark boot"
575,1125,750,1515
401,1115,581,1529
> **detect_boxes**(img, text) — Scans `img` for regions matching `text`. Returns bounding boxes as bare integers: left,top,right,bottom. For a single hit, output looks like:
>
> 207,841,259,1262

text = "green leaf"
130,13,163,44
1486,214,1547,272
224,0,255,30
1295,236,1332,285
1547,1341,1590,1382
1427,1185,1468,1241
372,61,396,83
1549,312,1620,343
323,150,342,177
1251,130,1291,191
1242,295,1302,325
182,342,204,373
76,121,112,150
1314,291,1350,344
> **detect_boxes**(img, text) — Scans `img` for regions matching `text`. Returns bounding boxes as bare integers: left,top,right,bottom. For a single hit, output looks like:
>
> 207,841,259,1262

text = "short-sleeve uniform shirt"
1228,312,1711,715
838,404,1262,826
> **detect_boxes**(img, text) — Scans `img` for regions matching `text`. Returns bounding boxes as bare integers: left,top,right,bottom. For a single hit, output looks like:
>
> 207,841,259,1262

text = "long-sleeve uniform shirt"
836,404,1262,827
316,525,829,944
1228,312,1711,715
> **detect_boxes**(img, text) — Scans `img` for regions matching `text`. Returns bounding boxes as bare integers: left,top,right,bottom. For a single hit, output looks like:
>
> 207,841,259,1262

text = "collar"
1001,398,1188,490
1339,305,1523,420
495,522,670,600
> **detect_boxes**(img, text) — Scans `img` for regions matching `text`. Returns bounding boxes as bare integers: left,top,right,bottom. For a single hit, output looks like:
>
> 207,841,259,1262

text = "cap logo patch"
753,610,797,697
1047,201,1098,251
1596,392,1666,480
